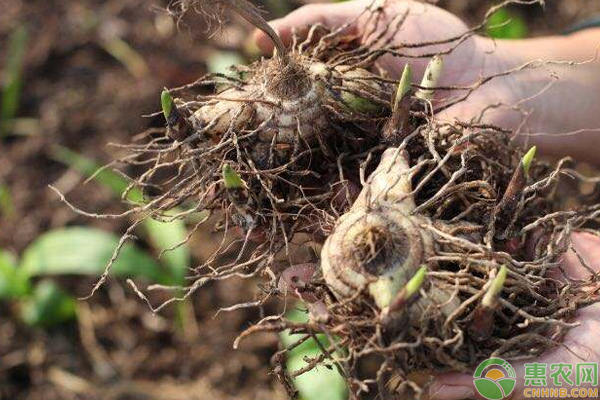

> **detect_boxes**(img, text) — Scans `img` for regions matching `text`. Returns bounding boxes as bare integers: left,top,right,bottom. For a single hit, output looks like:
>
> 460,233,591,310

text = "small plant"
0,147,194,329
0,226,167,327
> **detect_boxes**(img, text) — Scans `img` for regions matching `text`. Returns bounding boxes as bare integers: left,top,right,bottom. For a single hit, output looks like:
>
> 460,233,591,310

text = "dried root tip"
522,146,537,178
416,55,444,101
222,164,245,190
482,266,507,309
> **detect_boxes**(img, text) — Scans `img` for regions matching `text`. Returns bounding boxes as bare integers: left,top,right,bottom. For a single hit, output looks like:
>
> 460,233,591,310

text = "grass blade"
1,26,29,137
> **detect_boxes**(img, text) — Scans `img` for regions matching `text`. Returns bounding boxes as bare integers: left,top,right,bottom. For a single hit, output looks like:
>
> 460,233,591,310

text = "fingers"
428,314,600,400
253,1,365,54
560,231,600,279
427,373,483,400
428,232,600,400
505,314,600,398
435,82,523,130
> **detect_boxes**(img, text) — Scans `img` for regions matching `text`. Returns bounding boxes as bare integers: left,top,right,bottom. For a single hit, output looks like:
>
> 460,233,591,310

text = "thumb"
253,1,365,54
427,373,482,400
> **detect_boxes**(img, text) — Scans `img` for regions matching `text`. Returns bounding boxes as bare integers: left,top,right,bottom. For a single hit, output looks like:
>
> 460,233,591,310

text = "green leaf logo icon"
473,358,517,400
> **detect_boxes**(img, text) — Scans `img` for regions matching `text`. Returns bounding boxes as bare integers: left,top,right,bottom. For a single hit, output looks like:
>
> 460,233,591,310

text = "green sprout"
393,64,412,111
522,146,537,178
403,265,428,299
416,55,444,101
482,266,508,308
222,164,245,190
161,90,175,123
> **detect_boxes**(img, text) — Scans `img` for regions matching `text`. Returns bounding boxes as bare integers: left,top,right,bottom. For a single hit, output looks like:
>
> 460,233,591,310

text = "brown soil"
1,1,599,399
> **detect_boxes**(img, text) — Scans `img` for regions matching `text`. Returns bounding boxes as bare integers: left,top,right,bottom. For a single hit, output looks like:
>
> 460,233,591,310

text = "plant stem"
226,0,288,63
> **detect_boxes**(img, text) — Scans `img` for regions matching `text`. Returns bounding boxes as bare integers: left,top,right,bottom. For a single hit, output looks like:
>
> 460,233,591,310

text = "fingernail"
429,383,475,400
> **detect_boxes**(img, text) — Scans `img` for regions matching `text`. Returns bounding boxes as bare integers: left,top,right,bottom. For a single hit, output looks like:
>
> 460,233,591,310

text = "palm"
429,232,600,400
254,0,524,133
256,3,600,397
256,0,477,85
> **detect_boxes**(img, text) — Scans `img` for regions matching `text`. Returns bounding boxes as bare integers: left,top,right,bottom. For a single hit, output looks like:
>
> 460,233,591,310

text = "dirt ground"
1,1,600,399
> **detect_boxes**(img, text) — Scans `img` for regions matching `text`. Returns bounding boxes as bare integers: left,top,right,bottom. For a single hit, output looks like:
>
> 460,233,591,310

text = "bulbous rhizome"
152,46,394,237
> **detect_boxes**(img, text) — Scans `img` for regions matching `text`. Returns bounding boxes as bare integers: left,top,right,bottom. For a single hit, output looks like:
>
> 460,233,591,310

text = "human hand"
254,4,600,396
428,231,600,400
255,0,600,165
254,0,483,92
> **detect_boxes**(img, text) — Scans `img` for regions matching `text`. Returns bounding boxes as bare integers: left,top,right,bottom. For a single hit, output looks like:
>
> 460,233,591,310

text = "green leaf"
161,90,174,121
474,379,504,400
0,251,17,269
222,164,245,189
206,51,245,76
51,145,143,203
0,250,30,299
486,9,527,39
280,307,328,351
101,37,149,79
20,280,77,327
287,347,347,400
280,306,347,400
262,0,292,17
144,216,190,285
20,227,167,283
1,26,29,137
